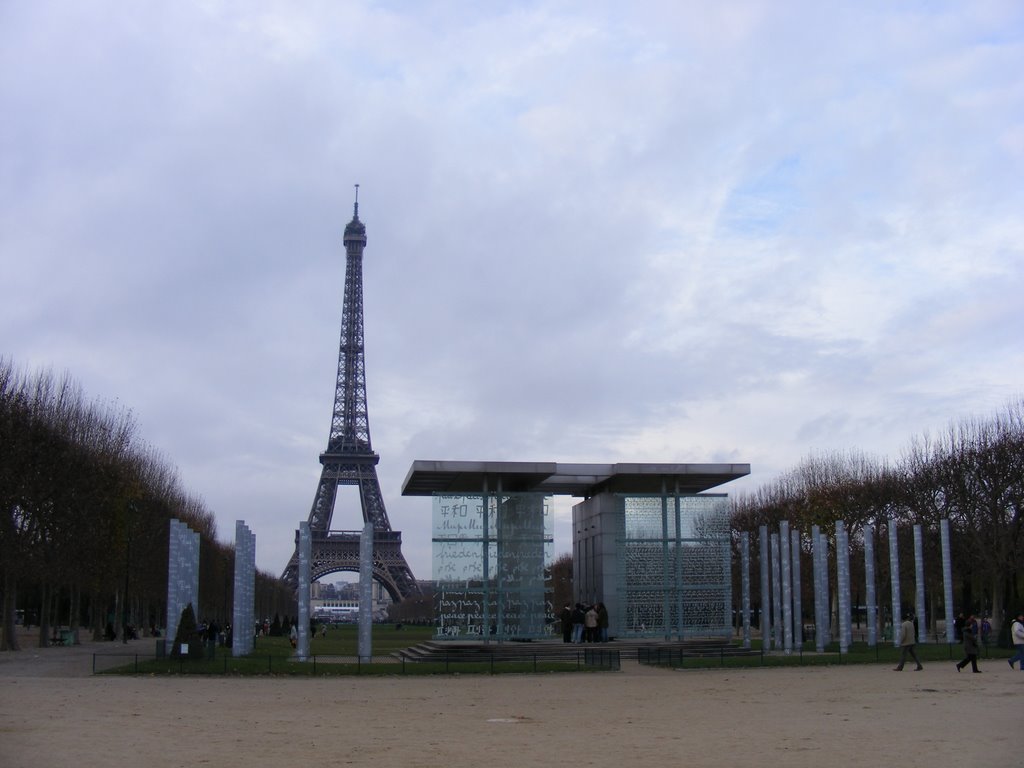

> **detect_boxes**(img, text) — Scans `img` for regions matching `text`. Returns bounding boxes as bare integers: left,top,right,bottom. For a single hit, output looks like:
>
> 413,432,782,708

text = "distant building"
311,580,390,620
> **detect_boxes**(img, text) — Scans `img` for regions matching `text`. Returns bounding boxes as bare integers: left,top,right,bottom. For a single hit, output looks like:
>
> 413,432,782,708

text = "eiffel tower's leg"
310,467,340,533
357,466,388,530
282,466,340,588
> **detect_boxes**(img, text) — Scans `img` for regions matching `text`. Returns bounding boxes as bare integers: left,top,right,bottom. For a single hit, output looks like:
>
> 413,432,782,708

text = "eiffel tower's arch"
304,530,412,604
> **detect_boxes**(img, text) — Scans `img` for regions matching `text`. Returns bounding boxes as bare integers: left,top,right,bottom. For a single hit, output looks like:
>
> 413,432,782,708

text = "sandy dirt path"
1,642,1021,768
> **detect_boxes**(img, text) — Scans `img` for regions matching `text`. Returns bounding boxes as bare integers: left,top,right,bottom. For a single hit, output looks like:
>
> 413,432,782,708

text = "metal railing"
638,641,1003,669
92,648,620,675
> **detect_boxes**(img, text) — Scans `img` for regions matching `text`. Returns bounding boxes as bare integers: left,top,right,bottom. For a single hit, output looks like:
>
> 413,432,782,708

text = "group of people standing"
953,612,992,645
560,602,609,643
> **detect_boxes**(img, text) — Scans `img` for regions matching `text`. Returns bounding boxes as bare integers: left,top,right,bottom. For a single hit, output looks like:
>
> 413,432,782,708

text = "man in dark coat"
955,615,981,673
571,604,585,644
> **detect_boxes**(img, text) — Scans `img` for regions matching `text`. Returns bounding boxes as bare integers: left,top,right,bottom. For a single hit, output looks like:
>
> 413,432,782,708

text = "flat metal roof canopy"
401,460,750,497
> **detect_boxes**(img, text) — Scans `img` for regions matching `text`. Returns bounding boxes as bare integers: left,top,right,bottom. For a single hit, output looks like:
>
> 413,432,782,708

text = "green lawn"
97,624,610,676
99,626,1011,676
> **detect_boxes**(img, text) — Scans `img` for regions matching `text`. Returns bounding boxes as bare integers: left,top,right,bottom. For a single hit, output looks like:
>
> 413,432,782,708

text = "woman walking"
955,615,981,673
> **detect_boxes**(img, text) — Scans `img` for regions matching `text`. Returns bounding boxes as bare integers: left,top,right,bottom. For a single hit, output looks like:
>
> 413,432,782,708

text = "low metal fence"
92,648,620,675
638,641,999,669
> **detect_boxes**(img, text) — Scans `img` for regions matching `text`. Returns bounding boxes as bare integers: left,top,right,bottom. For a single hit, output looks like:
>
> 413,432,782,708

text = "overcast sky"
2,1,1022,580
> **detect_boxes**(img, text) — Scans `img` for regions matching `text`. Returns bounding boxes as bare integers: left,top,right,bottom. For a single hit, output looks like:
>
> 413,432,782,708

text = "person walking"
1008,613,1024,670
955,615,981,673
894,614,923,671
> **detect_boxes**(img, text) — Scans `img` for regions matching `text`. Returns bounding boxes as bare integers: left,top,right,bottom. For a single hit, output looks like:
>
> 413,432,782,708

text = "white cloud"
2,0,1022,576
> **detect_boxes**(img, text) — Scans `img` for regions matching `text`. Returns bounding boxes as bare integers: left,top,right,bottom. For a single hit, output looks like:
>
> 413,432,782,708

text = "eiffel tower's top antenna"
344,184,366,238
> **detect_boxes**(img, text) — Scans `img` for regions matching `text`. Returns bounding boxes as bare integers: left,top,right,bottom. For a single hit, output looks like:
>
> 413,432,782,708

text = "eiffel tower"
281,188,418,601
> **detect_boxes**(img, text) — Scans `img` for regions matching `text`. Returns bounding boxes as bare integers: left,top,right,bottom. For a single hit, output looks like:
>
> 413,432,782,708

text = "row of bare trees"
0,359,292,650
731,399,1024,638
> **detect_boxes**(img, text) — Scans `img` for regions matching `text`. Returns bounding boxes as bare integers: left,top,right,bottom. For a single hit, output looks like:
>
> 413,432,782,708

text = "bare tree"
899,403,1024,632
549,551,573,610
0,357,280,651
731,399,1024,642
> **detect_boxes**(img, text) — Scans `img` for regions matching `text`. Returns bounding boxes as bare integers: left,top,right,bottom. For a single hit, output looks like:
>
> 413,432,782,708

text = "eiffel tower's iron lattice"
281,190,417,601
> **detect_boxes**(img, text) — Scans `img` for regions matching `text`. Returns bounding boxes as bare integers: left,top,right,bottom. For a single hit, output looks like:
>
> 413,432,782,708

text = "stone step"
395,637,754,663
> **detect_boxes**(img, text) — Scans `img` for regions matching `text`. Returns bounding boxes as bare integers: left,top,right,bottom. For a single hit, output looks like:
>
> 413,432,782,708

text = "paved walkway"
0,632,159,677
